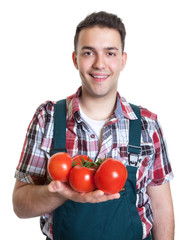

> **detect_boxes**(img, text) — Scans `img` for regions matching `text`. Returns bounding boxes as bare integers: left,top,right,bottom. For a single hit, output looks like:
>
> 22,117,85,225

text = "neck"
79,89,117,121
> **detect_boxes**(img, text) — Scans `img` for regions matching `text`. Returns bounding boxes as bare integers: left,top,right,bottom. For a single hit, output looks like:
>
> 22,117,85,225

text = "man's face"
73,26,127,99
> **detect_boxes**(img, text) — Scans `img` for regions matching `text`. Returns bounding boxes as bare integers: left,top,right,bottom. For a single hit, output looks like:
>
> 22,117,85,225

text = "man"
13,11,174,240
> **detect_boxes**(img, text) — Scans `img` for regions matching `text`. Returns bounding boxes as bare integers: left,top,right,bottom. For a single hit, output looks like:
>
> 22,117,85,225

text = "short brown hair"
74,11,126,54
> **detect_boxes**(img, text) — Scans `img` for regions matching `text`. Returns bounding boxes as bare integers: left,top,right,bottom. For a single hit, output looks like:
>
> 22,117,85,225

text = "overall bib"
50,100,152,240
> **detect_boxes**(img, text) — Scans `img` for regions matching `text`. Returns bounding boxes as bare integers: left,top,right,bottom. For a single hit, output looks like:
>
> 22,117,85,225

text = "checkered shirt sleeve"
14,101,54,184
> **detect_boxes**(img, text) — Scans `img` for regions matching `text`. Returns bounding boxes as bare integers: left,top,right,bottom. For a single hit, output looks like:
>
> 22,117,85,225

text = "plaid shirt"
15,87,173,239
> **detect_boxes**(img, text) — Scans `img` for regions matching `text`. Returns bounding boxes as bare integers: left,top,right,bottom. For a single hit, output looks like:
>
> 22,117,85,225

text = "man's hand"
13,179,120,219
48,180,120,203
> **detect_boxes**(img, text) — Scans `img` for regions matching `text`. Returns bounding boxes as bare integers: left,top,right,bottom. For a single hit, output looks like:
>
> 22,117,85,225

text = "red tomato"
94,158,128,194
69,166,96,193
72,155,93,166
48,152,72,182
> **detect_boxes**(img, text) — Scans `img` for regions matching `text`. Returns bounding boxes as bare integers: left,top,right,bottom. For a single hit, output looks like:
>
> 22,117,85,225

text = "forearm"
13,181,66,218
147,183,175,240
152,206,175,240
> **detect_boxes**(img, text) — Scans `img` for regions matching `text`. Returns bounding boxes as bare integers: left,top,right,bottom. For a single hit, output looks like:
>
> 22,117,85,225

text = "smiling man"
73,27,126,99
13,11,174,240
73,26,127,122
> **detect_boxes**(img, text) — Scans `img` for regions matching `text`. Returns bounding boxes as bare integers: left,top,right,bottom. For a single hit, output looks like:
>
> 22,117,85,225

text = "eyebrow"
81,46,119,51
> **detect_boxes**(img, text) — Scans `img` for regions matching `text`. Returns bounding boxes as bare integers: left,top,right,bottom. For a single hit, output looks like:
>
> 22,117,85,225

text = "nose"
92,54,106,70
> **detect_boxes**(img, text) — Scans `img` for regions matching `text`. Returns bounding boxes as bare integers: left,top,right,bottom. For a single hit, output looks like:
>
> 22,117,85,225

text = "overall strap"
52,99,67,154
128,103,142,166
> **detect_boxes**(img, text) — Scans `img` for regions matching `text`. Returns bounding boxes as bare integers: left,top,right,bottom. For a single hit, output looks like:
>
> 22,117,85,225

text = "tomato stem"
72,155,108,170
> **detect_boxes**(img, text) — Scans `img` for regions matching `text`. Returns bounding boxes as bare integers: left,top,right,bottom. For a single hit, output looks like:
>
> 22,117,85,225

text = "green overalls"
50,100,152,240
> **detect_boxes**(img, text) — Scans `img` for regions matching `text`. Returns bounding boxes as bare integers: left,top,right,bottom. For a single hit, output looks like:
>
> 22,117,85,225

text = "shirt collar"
66,87,138,121
66,87,81,121
115,92,138,120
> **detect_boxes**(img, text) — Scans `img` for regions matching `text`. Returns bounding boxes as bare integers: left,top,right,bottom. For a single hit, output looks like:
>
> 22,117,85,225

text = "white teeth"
92,75,108,79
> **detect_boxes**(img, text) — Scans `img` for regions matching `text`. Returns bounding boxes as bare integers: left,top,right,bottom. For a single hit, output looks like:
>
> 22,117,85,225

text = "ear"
121,52,127,71
72,51,79,70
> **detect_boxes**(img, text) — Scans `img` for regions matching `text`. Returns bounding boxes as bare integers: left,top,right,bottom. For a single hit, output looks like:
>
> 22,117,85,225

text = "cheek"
77,59,92,73
109,60,123,73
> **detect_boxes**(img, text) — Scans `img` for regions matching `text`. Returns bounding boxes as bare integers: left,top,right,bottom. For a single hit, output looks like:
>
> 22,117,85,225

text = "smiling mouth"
89,74,109,81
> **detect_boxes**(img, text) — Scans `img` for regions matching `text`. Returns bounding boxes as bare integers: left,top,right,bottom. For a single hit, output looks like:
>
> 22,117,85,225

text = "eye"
107,52,116,57
83,51,94,56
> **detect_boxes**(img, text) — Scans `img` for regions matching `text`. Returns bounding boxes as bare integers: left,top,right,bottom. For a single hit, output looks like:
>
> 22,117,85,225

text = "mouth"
89,73,110,82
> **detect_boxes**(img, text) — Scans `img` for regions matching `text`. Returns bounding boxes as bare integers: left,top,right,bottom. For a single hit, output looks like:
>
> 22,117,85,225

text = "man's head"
74,11,126,54
72,12,127,100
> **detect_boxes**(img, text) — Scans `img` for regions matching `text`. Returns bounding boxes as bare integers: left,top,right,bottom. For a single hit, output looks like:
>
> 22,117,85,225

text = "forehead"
77,26,122,51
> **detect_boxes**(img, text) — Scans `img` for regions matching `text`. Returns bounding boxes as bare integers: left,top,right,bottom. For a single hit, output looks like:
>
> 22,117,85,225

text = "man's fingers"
92,190,105,198
84,190,120,203
48,181,121,203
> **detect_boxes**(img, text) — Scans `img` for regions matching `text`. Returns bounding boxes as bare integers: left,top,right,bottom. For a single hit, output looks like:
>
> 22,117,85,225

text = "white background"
0,0,188,239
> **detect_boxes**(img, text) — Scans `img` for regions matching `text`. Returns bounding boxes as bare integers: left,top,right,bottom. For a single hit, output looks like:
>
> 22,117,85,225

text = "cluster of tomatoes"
48,152,128,194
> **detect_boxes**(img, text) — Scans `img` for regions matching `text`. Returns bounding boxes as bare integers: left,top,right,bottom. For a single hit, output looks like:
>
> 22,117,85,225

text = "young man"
13,11,174,240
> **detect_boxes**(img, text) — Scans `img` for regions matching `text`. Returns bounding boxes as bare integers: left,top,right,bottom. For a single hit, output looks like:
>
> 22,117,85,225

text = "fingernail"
53,181,59,190
98,190,104,196
115,193,120,199
48,182,56,192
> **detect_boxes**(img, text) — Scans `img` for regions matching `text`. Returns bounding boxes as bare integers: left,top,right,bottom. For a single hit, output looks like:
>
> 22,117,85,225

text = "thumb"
48,181,64,192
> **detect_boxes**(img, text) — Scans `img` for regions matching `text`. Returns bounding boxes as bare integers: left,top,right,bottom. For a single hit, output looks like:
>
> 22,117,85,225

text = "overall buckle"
128,153,140,167
127,145,142,167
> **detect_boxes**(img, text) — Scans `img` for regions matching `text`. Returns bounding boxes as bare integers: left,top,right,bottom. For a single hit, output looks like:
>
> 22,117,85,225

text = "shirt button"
90,134,95,138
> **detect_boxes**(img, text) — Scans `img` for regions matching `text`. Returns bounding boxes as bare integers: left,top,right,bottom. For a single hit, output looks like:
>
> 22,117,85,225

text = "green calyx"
72,156,107,169
72,157,95,168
